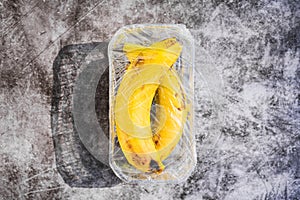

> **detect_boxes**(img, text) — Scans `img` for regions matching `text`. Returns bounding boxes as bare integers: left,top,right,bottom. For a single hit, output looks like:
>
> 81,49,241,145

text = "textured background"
1,0,299,199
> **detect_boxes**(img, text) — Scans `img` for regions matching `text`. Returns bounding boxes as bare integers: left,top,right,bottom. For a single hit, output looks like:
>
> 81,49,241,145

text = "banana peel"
153,69,188,161
114,38,186,173
115,65,167,173
123,37,182,69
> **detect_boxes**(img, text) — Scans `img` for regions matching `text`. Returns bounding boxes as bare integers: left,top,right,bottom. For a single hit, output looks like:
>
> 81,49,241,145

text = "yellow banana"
123,38,188,162
123,37,182,68
153,69,188,161
114,38,182,173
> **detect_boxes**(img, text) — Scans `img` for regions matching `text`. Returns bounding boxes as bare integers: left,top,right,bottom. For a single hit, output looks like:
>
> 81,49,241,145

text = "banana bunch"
114,38,187,173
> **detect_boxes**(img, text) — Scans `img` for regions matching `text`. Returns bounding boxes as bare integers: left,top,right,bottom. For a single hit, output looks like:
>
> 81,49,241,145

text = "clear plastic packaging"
108,24,196,183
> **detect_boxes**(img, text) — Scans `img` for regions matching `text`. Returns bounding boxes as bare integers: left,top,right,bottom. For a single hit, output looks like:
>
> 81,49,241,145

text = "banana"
115,65,165,173
114,38,182,173
123,39,188,162
123,37,182,68
153,69,188,161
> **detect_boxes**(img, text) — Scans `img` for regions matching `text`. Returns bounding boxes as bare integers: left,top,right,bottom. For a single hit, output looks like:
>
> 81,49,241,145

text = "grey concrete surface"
0,0,299,199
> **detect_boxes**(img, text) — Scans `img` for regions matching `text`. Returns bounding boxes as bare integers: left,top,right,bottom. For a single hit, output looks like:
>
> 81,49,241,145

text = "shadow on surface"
51,42,120,188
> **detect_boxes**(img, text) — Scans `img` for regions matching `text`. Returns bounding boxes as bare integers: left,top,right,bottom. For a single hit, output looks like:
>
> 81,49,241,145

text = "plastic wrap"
108,24,196,183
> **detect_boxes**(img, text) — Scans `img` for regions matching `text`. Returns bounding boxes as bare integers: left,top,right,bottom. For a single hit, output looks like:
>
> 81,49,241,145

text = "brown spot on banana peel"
130,154,163,173
137,52,145,65
133,54,145,67
131,153,148,167
127,143,132,149
150,159,163,173
164,37,177,48
152,134,160,143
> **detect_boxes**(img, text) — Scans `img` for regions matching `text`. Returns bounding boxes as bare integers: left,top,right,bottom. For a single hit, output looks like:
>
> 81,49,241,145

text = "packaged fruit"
108,24,196,183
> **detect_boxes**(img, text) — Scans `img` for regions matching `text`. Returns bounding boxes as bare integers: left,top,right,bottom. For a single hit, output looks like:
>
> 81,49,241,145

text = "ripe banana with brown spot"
114,38,182,173
153,68,188,161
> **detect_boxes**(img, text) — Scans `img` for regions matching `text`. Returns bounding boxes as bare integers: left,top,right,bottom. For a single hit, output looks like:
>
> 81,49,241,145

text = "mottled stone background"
0,0,299,199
